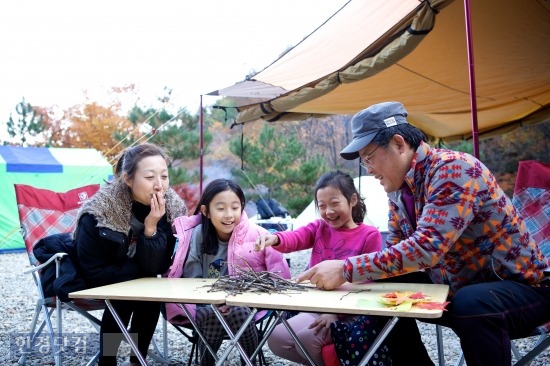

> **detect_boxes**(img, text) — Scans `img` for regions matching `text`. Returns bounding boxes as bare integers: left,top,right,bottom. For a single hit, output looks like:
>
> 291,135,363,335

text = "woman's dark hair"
114,143,171,180
314,170,366,223
195,179,246,255
371,123,427,150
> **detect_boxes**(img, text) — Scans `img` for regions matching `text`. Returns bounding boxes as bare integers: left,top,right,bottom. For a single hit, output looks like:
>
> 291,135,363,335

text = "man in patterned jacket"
297,101,550,366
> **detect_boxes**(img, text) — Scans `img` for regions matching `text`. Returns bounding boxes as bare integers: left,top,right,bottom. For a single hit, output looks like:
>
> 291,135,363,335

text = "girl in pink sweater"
255,170,383,365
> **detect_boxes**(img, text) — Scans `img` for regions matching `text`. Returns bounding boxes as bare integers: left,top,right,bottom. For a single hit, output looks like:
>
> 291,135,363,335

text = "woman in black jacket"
74,143,187,366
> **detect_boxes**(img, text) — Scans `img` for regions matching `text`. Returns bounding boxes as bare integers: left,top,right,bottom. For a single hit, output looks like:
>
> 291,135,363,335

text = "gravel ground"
1,250,549,366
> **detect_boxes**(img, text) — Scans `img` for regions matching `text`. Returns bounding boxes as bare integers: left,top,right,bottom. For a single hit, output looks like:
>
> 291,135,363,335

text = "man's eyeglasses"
360,145,380,169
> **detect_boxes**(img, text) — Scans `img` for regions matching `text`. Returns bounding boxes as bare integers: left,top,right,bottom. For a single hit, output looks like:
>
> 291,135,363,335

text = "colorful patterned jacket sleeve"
343,142,547,296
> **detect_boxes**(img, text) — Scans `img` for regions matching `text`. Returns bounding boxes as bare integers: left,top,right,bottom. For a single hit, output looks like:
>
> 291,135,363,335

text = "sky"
0,0,348,129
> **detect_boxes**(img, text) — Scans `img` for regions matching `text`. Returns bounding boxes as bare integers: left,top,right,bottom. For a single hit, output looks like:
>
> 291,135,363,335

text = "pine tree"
6,98,45,146
229,124,326,216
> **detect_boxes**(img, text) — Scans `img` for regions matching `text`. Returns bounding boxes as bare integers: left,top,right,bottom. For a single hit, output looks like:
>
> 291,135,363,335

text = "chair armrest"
24,252,68,274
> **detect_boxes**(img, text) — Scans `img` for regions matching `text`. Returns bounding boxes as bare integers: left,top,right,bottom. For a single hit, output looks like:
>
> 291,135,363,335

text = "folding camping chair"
15,183,171,365
15,183,104,366
508,160,550,366
436,160,550,366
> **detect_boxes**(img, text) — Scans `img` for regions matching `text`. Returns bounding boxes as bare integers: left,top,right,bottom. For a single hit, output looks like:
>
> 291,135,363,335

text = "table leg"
250,311,282,361
213,306,258,366
358,316,399,366
279,313,316,366
177,304,218,361
104,300,148,366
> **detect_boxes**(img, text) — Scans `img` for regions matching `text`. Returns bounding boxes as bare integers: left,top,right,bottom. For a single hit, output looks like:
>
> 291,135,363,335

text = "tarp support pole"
199,95,204,195
464,0,480,158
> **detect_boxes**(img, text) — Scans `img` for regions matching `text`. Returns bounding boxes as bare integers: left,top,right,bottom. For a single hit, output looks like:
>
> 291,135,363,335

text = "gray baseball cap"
340,101,409,160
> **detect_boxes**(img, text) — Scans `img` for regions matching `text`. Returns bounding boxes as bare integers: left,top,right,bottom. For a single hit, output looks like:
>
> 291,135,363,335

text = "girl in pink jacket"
165,179,290,366
255,170,384,365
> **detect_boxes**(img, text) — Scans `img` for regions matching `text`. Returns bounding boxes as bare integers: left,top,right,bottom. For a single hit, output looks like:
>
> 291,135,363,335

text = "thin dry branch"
205,263,309,296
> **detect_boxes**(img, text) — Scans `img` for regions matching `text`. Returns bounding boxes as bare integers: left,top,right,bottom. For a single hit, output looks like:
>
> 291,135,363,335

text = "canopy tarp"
211,0,550,143
0,146,113,252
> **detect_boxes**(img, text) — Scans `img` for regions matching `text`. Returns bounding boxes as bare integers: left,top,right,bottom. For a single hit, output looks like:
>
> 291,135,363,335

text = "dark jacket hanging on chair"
33,232,87,302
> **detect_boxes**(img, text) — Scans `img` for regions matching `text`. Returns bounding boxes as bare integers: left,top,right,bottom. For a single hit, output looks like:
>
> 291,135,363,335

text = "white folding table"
69,278,248,366
71,278,449,366
225,281,449,366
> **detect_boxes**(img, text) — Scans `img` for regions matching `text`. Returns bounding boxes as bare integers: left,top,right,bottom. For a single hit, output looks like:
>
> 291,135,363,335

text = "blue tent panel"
0,146,62,173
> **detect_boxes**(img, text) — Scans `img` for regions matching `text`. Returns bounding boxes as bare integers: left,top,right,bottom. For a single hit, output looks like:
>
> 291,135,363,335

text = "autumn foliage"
172,183,200,214
59,102,135,161
379,291,449,311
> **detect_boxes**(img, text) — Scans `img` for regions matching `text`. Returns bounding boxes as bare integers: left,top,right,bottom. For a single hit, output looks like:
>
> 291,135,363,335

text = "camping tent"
0,146,113,253
210,0,550,144
293,175,389,232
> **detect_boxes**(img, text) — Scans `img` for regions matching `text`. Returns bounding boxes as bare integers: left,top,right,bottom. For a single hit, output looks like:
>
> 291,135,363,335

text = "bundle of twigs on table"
207,263,308,296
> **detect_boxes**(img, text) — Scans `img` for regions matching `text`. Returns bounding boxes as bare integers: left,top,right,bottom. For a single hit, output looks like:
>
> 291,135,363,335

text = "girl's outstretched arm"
254,234,279,251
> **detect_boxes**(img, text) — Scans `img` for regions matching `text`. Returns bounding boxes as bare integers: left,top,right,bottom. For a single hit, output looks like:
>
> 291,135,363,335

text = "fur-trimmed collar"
76,179,187,234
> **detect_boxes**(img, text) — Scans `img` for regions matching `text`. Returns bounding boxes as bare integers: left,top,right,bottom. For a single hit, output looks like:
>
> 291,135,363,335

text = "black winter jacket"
73,180,187,288
33,232,87,302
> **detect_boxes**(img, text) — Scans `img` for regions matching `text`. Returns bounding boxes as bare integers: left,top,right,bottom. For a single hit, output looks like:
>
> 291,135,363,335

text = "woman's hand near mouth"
144,191,166,237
